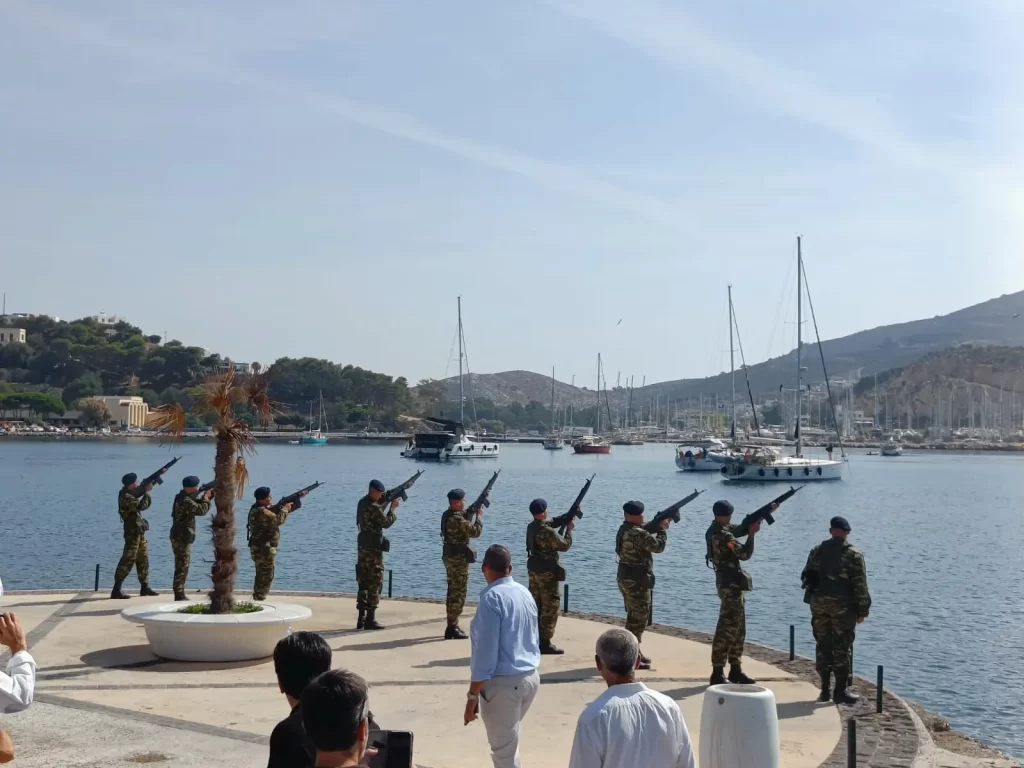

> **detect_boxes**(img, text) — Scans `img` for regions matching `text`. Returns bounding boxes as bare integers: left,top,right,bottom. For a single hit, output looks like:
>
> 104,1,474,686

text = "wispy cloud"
4,3,697,234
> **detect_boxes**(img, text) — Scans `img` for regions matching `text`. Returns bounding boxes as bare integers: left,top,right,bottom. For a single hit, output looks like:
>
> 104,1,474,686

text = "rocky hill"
434,370,601,407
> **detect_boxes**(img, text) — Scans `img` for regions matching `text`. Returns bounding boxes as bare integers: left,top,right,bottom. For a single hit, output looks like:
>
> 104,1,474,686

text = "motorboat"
675,438,740,471
401,418,499,461
881,441,903,457
572,435,611,454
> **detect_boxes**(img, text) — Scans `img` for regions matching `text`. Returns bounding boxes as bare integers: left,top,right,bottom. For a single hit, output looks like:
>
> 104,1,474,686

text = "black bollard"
94,564,100,592
648,591,654,627
387,569,393,598
562,584,569,614
847,719,857,767
876,665,884,714
789,624,795,661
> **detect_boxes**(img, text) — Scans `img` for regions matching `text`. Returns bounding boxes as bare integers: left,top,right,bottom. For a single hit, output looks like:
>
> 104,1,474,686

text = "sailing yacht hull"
721,458,843,481
299,436,328,445
573,443,611,454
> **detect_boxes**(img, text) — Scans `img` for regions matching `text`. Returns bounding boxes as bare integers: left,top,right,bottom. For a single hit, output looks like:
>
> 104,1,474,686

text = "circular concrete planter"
700,683,780,768
121,602,312,662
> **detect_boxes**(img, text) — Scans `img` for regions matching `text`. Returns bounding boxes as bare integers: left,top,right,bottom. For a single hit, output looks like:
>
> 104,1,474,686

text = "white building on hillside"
0,328,26,345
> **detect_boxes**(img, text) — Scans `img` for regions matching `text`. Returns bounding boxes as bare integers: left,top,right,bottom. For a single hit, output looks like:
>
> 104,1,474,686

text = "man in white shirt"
0,610,37,764
569,628,695,768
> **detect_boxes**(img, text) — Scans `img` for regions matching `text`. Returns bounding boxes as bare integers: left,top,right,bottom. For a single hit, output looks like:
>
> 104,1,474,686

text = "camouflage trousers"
114,531,150,585
711,586,746,667
356,549,384,611
443,556,470,627
617,577,651,642
171,538,192,595
529,570,561,643
250,545,277,600
811,597,857,676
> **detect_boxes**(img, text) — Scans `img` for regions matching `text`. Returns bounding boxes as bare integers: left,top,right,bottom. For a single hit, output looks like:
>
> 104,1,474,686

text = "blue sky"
2,1,1021,387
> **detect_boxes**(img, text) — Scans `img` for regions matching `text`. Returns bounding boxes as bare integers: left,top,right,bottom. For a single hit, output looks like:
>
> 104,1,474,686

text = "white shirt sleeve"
568,712,603,768
0,650,37,713
675,703,696,768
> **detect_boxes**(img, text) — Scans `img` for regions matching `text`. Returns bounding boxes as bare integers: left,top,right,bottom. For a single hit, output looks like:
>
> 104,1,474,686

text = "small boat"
542,437,564,450
572,435,612,454
676,438,740,471
866,451,878,456
299,392,328,445
881,441,903,457
612,435,644,446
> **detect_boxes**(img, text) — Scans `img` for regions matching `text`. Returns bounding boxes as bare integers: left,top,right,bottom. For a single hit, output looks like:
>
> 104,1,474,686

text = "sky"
2,1,1023,387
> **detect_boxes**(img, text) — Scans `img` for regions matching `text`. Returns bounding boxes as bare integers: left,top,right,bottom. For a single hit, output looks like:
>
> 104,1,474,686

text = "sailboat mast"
457,296,466,428
796,236,804,457
729,285,736,442
596,354,602,433
551,366,556,432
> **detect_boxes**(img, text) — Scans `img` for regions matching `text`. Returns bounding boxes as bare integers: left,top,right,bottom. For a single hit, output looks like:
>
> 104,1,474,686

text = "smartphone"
366,730,414,768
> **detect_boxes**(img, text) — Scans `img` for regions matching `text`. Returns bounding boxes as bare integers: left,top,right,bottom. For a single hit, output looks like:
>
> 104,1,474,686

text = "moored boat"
572,435,612,454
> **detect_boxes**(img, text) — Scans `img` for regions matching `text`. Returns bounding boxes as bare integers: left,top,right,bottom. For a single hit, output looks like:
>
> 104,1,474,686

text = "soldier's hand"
566,519,576,533
390,499,400,510
204,490,214,500
160,467,169,475
144,481,156,492
857,616,866,624
299,490,309,497
749,521,762,534
282,502,295,513
659,517,671,531
768,502,778,512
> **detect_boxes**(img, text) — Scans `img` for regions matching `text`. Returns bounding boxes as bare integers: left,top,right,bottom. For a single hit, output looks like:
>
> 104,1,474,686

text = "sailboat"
543,367,564,450
299,391,329,445
401,298,500,461
721,238,844,482
573,354,612,454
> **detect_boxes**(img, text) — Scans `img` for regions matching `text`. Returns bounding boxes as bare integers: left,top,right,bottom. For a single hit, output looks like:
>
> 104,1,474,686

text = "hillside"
436,370,602,408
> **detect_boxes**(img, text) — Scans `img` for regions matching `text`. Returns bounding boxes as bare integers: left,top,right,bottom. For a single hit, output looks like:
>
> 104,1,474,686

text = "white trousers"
479,670,540,768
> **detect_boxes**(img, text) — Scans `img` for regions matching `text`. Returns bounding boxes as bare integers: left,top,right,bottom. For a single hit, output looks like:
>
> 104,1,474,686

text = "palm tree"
150,368,274,614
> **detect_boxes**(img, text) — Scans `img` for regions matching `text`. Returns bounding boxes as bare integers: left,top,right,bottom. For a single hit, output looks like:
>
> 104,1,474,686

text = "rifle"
382,470,425,504
549,474,595,535
130,457,181,497
740,485,803,528
468,470,501,523
279,481,325,508
188,481,216,501
643,488,705,532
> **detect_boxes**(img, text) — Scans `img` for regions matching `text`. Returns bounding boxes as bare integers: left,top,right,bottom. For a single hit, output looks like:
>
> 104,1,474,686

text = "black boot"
817,672,832,702
728,665,756,684
833,674,860,704
110,581,130,600
363,609,385,631
356,610,366,630
173,592,188,602
139,584,159,597
540,640,564,655
445,624,468,640
709,666,727,685
638,652,652,671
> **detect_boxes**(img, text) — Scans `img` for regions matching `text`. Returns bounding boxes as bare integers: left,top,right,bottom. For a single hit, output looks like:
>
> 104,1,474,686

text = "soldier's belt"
617,562,654,589
443,542,476,563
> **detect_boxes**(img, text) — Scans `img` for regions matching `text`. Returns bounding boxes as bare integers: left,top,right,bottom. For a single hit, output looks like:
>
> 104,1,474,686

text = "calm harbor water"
1,439,1022,758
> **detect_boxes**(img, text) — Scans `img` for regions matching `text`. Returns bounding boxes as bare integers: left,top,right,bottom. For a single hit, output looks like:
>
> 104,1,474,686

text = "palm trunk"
209,437,238,614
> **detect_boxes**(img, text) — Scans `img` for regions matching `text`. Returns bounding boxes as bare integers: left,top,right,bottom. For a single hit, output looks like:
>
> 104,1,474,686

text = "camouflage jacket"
706,520,754,590
526,520,572,573
441,507,483,546
802,537,871,617
615,522,666,569
358,497,396,535
118,488,151,536
247,498,300,549
170,491,211,544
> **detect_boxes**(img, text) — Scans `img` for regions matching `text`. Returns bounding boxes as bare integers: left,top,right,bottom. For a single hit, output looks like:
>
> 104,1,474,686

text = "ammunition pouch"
357,531,390,553
527,555,565,581
443,542,476,564
617,563,654,590
170,525,195,545
716,566,752,591
141,518,150,533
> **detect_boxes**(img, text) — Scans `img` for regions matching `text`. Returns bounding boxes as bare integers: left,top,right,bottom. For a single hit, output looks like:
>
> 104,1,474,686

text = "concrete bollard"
699,684,780,768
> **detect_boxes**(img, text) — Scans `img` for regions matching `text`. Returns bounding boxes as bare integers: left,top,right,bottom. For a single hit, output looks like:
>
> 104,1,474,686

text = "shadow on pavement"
339,636,444,653
413,657,470,669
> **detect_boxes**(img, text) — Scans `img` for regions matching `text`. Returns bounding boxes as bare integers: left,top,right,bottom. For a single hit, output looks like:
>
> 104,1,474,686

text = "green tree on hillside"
62,373,103,406
77,398,111,427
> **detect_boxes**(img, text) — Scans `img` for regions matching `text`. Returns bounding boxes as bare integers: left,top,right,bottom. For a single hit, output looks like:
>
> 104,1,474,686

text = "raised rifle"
130,456,181,497
188,480,216,501
468,470,500,523
549,474,595,536
643,488,705,532
740,485,803,528
279,481,325,508
382,470,425,505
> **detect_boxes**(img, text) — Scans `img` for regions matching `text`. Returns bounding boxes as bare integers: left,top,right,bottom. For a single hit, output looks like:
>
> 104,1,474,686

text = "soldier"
526,498,574,655
355,479,399,631
247,486,304,601
802,516,871,704
440,488,484,640
111,471,163,599
169,476,212,602
615,500,668,670
705,499,769,686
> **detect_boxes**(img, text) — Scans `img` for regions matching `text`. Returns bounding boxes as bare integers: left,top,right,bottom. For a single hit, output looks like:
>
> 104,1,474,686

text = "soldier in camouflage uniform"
112,471,164,599
615,500,668,670
247,486,303,601
169,476,212,601
706,499,769,686
440,488,484,640
801,515,871,704
526,498,574,655
355,479,398,631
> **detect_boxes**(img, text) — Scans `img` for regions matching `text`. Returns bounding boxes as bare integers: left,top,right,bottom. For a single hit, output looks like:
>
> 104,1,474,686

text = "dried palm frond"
233,455,249,500
195,370,236,417
243,369,281,425
148,403,187,441
213,415,257,454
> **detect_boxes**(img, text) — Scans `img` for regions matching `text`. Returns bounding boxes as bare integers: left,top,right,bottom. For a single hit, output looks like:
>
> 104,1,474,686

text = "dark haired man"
301,669,376,768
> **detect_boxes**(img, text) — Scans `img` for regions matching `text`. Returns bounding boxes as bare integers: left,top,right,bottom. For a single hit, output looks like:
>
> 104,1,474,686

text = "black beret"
369,479,385,492
713,500,734,516
830,516,851,532
182,475,201,488
447,488,466,501
122,472,137,486
623,500,644,516
254,486,271,501
529,498,547,515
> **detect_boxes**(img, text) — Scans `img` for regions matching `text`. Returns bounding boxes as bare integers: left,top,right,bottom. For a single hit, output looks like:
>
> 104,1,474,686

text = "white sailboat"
543,367,564,450
881,439,903,456
299,391,328,445
722,238,844,482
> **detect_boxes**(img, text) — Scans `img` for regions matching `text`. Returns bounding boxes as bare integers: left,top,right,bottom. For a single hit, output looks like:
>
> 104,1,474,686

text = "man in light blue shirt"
464,545,540,768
